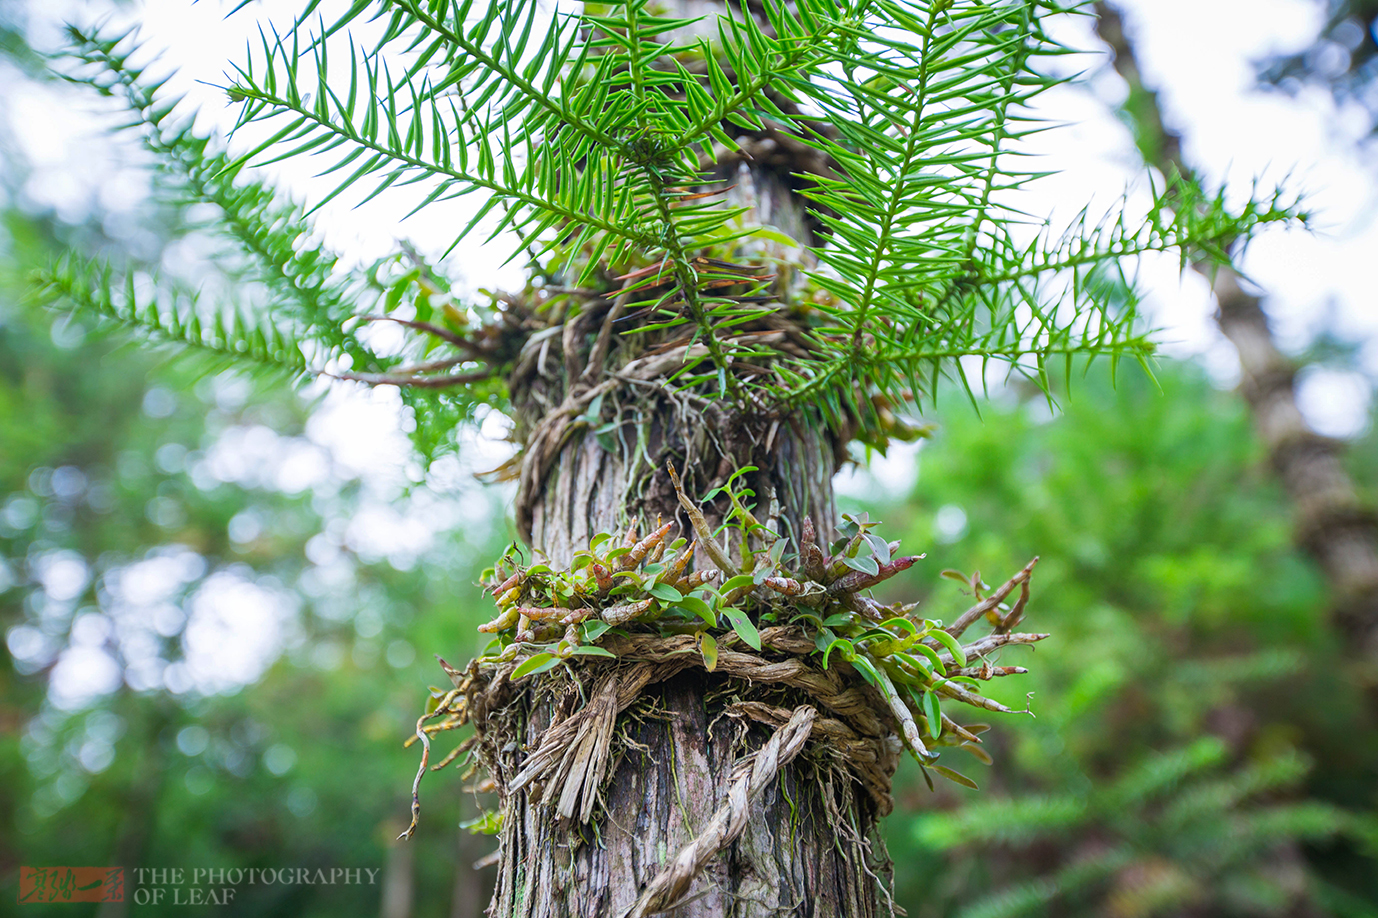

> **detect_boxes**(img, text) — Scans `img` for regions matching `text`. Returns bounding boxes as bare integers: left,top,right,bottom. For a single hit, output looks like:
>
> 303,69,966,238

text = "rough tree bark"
485,166,892,916
1094,2,1378,669
478,15,893,908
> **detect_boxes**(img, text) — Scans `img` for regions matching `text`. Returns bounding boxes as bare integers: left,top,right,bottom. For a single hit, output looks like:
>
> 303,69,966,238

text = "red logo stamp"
18,867,124,903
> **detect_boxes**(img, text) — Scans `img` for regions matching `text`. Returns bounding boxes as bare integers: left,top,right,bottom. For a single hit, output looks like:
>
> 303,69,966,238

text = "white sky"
6,0,1378,720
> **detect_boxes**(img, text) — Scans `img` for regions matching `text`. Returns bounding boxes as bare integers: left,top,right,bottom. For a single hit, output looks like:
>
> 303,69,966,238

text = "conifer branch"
49,0,1307,462
34,255,312,378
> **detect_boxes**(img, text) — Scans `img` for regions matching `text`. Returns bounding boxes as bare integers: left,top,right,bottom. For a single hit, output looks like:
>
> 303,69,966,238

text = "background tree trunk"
1093,1,1378,669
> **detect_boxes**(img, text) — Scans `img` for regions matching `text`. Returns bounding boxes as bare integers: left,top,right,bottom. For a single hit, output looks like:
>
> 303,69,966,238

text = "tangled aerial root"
401,618,1044,831
399,477,1046,910
505,628,908,824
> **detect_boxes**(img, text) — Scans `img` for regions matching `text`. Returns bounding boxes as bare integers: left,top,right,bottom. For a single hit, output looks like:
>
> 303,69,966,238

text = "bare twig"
357,314,489,359
945,557,1039,639
329,368,494,389
666,462,739,576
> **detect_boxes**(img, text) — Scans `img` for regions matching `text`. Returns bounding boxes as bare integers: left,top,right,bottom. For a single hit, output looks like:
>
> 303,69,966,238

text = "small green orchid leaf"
722,607,761,650
895,651,933,677
699,632,718,671
720,574,757,593
863,532,891,564
673,594,716,625
931,764,978,790
879,617,919,636
822,637,853,669
844,554,880,577
922,690,942,739
649,582,684,602
580,620,612,642
929,629,968,667
570,646,617,658
512,652,561,680
850,655,882,688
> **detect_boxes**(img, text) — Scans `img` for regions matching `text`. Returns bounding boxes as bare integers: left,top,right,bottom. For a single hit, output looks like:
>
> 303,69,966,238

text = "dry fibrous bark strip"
507,661,691,824
624,705,818,918
724,701,900,815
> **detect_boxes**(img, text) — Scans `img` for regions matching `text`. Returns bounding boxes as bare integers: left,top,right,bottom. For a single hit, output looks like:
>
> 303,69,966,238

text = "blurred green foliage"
1,202,508,914
853,368,1378,917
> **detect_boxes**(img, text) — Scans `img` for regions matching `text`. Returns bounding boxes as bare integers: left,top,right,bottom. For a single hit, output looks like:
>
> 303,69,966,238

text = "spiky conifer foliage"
42,0,1294,464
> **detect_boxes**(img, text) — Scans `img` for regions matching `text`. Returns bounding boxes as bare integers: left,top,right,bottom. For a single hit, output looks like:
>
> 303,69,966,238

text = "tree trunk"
1212,272,1378,661
484,133,891,914
459,3,907,911
1093,2,1378,667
